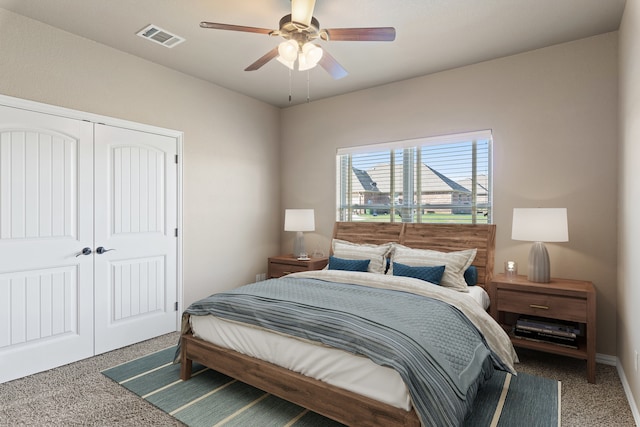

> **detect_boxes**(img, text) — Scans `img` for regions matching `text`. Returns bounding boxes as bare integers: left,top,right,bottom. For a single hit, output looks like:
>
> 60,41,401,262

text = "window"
336,130,492,224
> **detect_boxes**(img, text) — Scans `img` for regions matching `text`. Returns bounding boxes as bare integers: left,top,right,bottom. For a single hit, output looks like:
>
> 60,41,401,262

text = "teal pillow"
393,262,446,285
464,266,478,286
328,256,370,272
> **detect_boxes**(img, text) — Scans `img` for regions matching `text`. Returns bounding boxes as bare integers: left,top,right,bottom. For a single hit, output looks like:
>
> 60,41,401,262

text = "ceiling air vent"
136,24,185,48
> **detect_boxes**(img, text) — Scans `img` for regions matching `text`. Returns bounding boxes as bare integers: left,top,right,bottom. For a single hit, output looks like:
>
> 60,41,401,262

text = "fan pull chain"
306,71,311,103
288,69,293,104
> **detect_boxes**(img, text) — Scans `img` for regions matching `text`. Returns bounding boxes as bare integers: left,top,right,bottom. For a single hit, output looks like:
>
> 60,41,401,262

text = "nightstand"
489,274,596,383
268,255,329,278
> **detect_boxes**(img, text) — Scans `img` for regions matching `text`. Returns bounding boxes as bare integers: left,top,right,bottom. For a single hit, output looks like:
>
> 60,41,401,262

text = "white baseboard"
596,352,617,366
606,353,640,426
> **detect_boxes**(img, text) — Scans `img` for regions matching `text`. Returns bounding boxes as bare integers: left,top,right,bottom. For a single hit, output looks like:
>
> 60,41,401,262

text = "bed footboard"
180,333,420,427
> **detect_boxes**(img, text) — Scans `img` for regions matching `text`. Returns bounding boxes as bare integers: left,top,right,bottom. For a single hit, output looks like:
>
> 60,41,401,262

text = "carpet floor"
0,332,636,426
101,346,559,427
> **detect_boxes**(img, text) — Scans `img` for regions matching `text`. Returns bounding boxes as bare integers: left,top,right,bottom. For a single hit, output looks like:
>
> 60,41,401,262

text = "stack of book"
513,315,582,349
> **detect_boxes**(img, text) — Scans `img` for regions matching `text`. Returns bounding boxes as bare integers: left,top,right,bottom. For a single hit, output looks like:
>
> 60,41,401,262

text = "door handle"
96,246,115,255
75,247,92,257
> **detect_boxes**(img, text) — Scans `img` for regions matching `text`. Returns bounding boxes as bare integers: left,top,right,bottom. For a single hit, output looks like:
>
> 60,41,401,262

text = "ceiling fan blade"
317,49,348,80
200,21,273,35
244,47,279,71
291,0,316,27
321,27,396,42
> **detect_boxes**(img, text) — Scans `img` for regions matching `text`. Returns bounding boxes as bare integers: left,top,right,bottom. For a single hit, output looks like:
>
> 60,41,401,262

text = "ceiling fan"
200,0,396,80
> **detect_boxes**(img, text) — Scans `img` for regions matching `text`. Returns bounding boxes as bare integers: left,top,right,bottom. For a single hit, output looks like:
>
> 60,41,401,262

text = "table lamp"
284,209,315,259
511,208,568,283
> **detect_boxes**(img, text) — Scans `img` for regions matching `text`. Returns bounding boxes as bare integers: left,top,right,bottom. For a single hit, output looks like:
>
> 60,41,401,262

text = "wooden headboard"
332,222,496,288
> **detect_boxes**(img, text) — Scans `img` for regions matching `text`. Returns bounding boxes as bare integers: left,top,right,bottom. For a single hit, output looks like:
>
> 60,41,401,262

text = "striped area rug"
102,346,560,427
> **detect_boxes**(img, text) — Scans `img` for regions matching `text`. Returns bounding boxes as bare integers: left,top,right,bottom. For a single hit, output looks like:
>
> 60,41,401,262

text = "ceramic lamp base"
528,241,550,283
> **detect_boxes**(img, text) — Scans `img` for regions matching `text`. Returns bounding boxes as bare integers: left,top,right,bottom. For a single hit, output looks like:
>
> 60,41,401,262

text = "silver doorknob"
75,247,92,257
96,246,115,255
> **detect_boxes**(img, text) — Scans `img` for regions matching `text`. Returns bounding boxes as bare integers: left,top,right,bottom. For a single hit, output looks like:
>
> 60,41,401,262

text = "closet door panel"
0,105,94,383
93,124,177,354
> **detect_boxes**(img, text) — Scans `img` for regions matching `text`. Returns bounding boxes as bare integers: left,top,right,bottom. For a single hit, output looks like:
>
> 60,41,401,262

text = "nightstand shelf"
489,274,596,383
268,255,328,278
506,328,587,359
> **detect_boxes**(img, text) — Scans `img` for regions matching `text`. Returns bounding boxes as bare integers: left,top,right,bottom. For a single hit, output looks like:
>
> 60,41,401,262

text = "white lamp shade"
512,208,568,242
284,209,315,232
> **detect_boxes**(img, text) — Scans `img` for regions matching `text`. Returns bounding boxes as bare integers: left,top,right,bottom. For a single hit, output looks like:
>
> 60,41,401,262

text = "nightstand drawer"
269,263,309,278
268,255,329,278
496,289,587,323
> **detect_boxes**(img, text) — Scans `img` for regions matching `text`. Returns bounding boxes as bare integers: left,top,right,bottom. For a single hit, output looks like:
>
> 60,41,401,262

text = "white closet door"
0,105,94,383
93,124,178,354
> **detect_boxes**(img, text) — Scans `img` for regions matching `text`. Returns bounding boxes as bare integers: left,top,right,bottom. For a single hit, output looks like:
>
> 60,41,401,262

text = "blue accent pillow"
328,256,370,272
464,266,478,286
392,262,446,285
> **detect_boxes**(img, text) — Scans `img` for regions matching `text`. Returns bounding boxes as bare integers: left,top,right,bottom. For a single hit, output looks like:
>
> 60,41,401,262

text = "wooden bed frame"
180,222,496,426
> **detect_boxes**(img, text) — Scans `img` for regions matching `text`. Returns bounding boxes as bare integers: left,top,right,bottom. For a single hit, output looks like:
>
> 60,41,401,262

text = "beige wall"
281,33,619,356
0,5,625,364
0,9,282,308
619,0,640,414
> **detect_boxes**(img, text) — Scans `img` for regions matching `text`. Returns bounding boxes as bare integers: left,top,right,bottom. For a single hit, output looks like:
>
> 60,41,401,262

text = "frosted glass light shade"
278,40,299,62
298,43,323,71
276,56,295,70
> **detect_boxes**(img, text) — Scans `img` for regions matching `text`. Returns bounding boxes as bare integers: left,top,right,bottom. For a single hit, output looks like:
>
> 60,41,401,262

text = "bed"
178,222,517,426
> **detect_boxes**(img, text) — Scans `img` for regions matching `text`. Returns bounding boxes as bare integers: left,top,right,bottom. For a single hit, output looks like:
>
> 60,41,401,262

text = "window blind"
336,130,492,224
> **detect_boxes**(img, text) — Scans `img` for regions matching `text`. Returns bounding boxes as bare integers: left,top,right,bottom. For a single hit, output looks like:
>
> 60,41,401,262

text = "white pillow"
331,239,393,274
390,244,477,292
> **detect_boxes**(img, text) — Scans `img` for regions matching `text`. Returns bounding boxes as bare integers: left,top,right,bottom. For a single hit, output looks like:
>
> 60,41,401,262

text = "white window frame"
336,130,493,224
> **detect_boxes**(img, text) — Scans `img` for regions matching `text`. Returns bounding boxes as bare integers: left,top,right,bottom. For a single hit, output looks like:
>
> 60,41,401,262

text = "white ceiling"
0,0,626,108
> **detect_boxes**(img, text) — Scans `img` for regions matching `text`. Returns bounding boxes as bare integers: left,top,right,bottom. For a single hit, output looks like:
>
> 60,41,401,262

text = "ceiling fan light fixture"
276,55,295,70
297,55,312,71
278,40,299,62
298,43,323,71
200,0,394,80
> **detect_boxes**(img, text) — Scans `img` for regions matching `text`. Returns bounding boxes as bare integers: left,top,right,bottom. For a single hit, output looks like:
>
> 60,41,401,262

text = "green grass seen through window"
348,212,489,223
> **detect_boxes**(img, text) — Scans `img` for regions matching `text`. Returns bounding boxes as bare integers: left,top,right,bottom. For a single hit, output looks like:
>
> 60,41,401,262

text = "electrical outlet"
255,273,267,282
